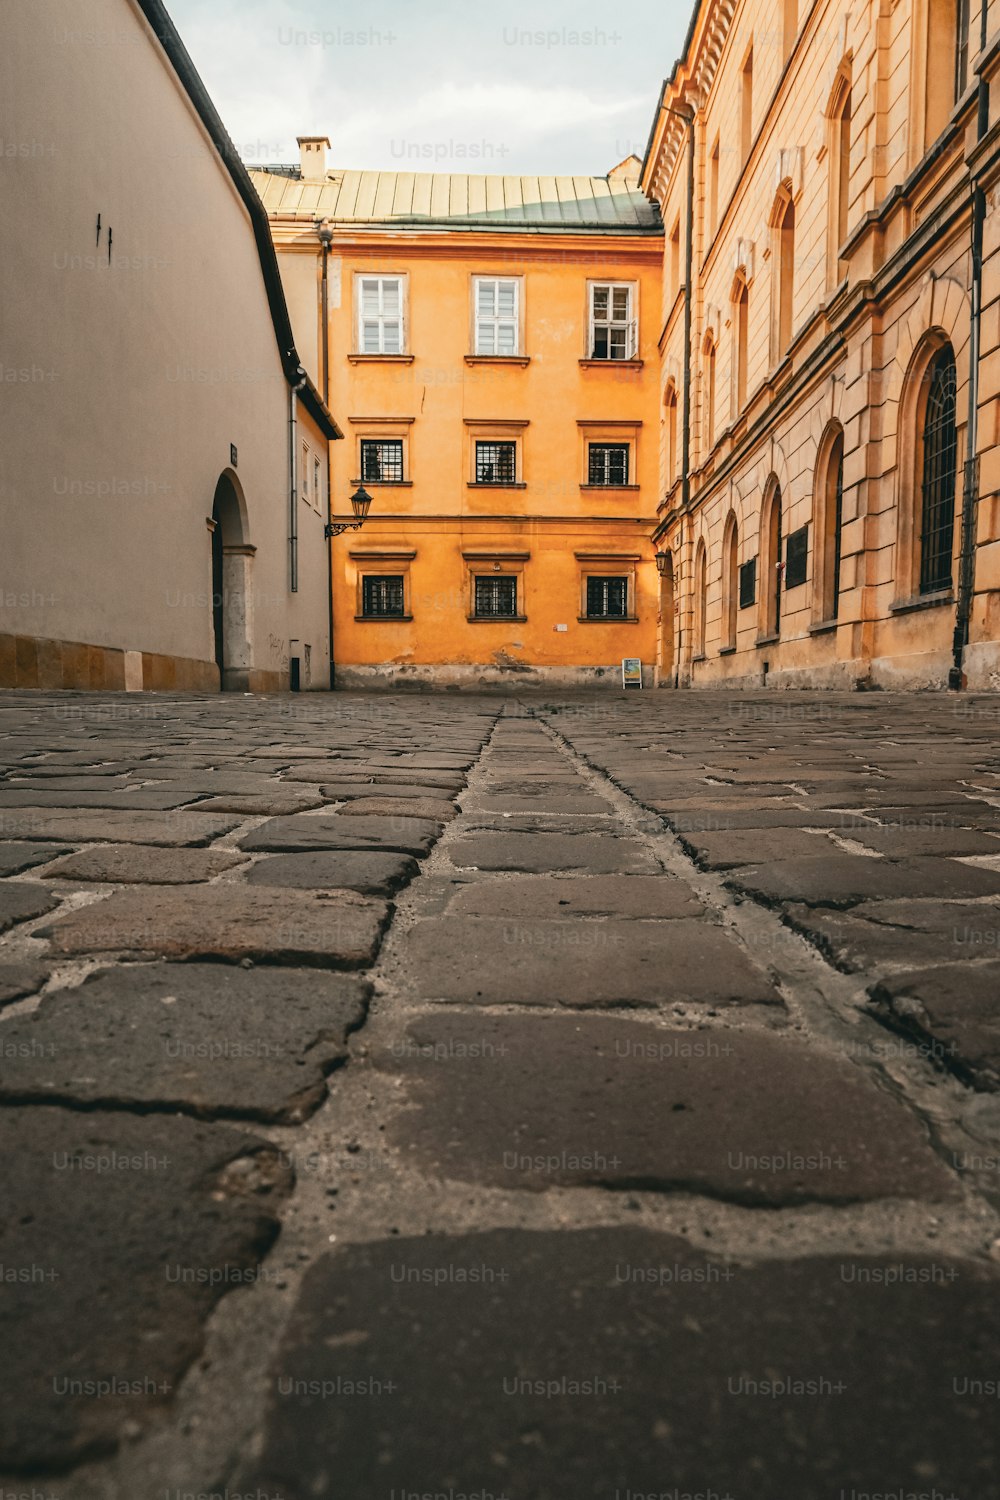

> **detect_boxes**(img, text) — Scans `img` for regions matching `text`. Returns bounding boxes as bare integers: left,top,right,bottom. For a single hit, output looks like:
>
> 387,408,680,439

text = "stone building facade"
643,0,1000,690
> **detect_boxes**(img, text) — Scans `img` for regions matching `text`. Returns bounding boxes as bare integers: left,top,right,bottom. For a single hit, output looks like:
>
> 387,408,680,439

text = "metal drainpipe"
289,367,307,593
318,222,336,688
668,101,697,685
950,4,989,689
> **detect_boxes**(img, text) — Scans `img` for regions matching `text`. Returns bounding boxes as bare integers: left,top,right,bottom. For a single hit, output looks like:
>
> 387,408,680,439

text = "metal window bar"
920,352,958,595
362,575,405,618
475,441,516,484
361,439,404,483
586,576,629,618
474,575,518,618
588,444,629,486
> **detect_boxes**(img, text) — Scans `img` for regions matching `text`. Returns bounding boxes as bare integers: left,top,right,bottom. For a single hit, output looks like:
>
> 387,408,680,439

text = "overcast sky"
163,0,689,177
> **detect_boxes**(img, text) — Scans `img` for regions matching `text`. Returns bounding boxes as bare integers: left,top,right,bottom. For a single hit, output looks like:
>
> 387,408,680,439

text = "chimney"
297,135,331,182
607,154,642,184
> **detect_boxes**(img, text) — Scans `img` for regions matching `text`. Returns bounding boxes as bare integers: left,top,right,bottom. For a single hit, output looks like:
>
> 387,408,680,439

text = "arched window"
722,513,739,650
733,278,749,412
694,539,708,657
919,347,958,595
762,480,783,636
782,0,798,62
663,385,679,488
816,425,845,621
704,337,717,454
775,194,796,356
829,74,852,283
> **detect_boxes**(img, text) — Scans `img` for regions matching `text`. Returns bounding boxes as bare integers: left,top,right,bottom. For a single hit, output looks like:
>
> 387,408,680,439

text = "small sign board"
622,657,643,690
230,443,238,468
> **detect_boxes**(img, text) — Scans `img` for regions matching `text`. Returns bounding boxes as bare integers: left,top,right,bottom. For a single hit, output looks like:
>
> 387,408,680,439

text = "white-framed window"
313,455,322,510
301,440,311,508
474,277,519,355
357,275,404,354
589,282,636,360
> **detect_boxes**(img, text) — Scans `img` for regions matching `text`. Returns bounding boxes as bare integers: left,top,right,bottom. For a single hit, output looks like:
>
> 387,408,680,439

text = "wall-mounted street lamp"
655,551,670,576
325,484,373,539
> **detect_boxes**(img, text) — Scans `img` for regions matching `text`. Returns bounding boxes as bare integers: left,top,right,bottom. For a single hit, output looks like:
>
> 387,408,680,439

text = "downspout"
670,101,696,685
289,366,307,593
950,2,989,689
318,220,336,688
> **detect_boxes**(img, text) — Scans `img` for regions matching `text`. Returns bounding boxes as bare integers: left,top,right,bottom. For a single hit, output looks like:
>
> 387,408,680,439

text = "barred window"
361,575,405,618
475,441,517,485
475,278,519,355
590,283,636,360
474,575,518,618
359,276,403,354
361,439,404,483
586,576,629,619
919,349,958,596
588,443,629,486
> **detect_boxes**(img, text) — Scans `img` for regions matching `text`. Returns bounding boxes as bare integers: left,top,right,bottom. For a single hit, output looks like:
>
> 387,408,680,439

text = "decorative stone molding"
733,238,755,282
775,147,804,198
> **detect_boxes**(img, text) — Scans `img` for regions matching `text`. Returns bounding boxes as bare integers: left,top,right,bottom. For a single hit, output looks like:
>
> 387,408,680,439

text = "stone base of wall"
0,632,243,693
334,662,652,692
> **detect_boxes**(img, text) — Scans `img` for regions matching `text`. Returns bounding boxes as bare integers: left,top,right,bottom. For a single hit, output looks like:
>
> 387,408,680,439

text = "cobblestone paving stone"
2,690,1000,1497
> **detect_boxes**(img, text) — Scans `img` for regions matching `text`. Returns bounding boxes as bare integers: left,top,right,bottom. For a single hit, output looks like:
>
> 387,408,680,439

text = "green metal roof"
248,166,662,234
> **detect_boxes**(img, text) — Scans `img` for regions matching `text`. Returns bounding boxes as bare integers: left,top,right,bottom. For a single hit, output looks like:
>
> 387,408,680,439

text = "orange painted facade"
253,157,664,689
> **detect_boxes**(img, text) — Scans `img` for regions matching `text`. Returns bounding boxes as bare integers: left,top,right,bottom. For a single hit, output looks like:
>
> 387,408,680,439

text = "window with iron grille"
586,576,629,619
784,525,809,590
739,557,756,610
361,575,405,618
919,349,958,595
588,443,630,486
361,439,404,484
475,441,517,485
590,283,636,360
474,575,518,618
358,276,403,354
475,278,519,355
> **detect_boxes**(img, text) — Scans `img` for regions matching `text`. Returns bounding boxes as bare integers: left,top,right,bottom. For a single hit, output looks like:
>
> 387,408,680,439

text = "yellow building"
251,146,663,689
643,0,1000,691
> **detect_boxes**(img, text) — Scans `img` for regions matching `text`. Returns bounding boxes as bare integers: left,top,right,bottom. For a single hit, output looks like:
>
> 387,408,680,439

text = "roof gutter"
134,0,342,442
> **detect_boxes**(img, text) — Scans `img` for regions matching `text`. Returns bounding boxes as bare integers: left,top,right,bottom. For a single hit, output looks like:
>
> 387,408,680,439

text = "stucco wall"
0,0,331,689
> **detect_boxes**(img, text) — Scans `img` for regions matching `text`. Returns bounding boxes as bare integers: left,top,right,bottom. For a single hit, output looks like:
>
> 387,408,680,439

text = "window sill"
580,484,641,492
467,481,527,490
352,479,413,487
467,615,527,624
577,615,639,624
579,358,644,370
890,591,954,616
355,614,413,623
348,354,415,364
692,653,708,663
464,355,531,367
809,618,840,635
718,646,737,657
756,633,780,647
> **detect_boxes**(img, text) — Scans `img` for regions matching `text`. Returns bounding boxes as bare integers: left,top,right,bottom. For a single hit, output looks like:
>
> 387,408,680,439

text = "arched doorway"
210,470,254,692
762,478,783,638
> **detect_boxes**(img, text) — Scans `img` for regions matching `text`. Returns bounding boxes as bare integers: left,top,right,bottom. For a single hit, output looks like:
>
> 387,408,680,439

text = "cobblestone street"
2,689,1000,1497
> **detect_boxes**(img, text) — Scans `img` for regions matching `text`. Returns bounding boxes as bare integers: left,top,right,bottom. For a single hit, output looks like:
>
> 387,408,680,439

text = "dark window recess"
586,576,629,618
362,575,405,618
361,439,404,483
588,444,630,486
784,526,809,589
474,575,518,618
920,349,958,596
475,441,517,484
738,557,757,609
